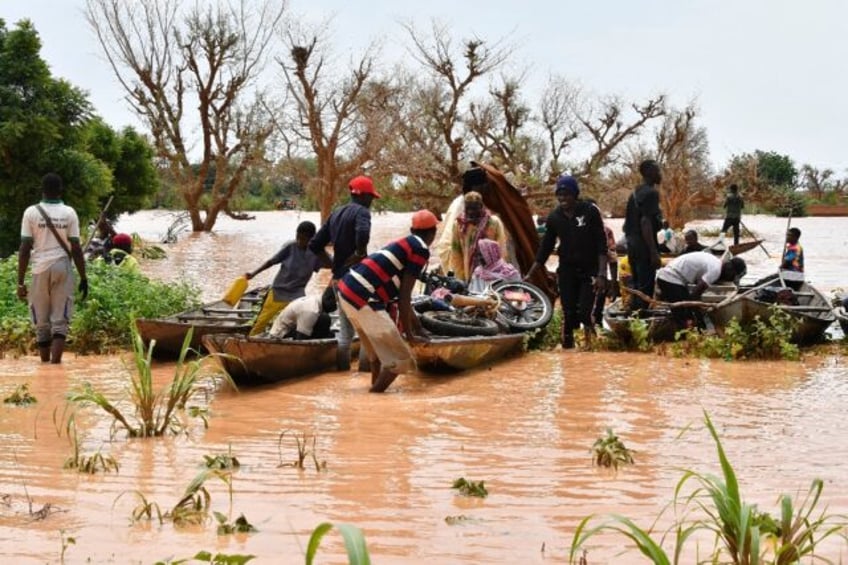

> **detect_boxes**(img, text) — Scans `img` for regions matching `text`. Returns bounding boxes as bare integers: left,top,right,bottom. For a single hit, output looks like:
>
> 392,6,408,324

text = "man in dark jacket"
309,175,378,370
622,159,663,311
525,175,607,349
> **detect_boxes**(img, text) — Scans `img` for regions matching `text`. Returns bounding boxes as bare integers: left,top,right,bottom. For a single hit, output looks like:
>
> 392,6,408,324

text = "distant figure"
268,285,337,340
17,173,89,364
106,233,140,273
680,229,707,254
657,253,747,330
622,159,663,311
780,227,804,290
656,220,673,253
722,184,744,246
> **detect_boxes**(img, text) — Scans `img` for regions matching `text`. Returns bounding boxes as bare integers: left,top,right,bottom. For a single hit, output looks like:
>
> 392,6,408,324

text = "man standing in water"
622,159,663,311
337,210,438,392
309,175,378,370
17,173,89,364
524,175,607,349
721,183,744,246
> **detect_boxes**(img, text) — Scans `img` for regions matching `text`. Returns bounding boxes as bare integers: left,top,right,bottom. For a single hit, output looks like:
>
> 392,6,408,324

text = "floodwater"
1,211,847,564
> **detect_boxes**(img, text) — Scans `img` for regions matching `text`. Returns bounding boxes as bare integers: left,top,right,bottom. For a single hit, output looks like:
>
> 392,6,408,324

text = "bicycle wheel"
420,311,500,337
491,280,553,331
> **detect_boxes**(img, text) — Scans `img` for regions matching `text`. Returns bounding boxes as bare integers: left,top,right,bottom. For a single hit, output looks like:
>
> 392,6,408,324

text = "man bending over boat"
337,210,439,393
267,285,337,340
656,253,747,330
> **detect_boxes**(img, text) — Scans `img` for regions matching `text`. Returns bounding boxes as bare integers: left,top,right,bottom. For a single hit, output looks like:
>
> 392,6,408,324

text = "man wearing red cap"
106,233,140,273
337,209,439,392
309,175,379,370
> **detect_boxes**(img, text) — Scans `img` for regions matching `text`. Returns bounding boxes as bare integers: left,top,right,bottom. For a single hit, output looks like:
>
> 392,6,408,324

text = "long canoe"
202,333,352,387
604,284,738,343
136,287,266,359
708,274,835,344
411,333,525,372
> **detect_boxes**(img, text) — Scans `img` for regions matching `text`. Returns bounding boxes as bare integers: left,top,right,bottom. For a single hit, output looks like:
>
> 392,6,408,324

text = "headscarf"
472,239,520,283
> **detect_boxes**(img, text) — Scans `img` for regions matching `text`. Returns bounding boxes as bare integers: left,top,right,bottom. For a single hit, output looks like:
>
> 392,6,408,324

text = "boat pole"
739,220,771,258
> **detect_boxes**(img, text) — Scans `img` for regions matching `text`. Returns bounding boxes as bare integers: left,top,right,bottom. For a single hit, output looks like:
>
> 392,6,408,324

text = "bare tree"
86,0,283,231
798,164,848,201
272,21,385,220
538,75,582,178
466,74,544,180
653,106,714,228
394,20,514,207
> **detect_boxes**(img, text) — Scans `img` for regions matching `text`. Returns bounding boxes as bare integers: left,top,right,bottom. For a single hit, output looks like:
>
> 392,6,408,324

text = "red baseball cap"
349,175,380,199
411,209,439,230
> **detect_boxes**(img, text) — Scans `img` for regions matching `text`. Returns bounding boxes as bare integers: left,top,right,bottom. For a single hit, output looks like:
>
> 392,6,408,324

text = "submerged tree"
86,0,284,232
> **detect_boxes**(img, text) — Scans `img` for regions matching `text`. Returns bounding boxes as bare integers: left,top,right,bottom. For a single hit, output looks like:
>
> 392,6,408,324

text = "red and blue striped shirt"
338,235,430,310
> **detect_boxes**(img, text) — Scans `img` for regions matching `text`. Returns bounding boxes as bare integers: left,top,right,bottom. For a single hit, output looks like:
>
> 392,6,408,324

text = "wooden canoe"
202,332,356,387
411,333,525,372
604,285,738,343
603,298,678,343
136,287,266,359
708,274,835,344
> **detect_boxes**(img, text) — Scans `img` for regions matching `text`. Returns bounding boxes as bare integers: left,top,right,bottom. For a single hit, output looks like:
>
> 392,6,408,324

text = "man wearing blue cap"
525,175,608,349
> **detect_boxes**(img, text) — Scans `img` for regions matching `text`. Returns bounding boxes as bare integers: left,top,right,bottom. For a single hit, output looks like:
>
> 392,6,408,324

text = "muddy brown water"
2,212,847,563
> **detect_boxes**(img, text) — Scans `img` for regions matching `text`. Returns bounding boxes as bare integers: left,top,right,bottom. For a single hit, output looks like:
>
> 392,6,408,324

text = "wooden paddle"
739,220,771,258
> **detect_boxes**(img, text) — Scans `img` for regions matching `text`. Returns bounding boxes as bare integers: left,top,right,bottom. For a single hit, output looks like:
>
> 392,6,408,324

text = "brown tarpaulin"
476,162,558,301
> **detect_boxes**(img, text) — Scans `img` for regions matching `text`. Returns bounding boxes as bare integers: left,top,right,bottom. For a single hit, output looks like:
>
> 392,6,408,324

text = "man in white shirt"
17,173,89,363
656,252,746,329
268,285,337,340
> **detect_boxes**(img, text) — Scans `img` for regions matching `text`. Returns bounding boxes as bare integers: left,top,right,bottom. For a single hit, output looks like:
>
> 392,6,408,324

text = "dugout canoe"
708,274,835,344
201,332,358,387
135,287,266,359
604,284,738,343
410,333,525,372
835,306,848,336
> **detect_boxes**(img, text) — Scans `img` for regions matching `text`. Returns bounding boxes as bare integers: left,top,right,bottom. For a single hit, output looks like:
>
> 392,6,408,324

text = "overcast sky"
4,0,847,173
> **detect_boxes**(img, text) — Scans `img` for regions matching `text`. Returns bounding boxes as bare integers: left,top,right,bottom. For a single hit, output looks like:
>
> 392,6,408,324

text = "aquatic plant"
67,323,230,438
214,512,256,535
3,383,37,405
305,522,371,565
591,428,635,469
61,415,119,474
452,477,489,498
569,411,847,564
671,306,800,361
525,309,562,351
278,430,326,472
154,552,255,565
59,529,76,564
204,446,240,470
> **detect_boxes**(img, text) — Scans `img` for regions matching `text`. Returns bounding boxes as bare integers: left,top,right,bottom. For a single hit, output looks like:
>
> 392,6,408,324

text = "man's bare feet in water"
370,369,398,393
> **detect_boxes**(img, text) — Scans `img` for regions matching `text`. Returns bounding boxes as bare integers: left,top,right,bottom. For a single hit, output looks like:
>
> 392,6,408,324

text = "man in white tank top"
17,173,89,363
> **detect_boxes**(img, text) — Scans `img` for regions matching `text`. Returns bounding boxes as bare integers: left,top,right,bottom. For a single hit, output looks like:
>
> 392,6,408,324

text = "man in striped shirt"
338,210,439,393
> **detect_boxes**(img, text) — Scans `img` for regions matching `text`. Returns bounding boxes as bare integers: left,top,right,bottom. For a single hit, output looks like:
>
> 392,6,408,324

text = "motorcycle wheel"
419,311,500,337
491,280,554,331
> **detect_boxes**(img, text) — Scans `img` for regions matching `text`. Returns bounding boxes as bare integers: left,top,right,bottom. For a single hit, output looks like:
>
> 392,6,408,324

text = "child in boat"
244,221,330,335
780,227,804,290
468,238,520,293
